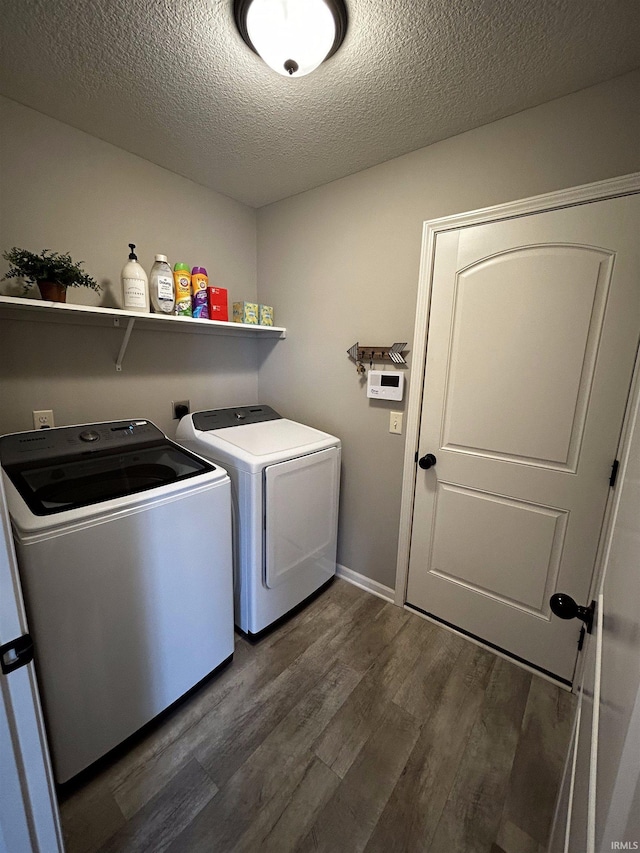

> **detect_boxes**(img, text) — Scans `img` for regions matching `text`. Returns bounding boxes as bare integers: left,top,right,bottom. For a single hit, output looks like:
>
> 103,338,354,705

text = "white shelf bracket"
115,317,136,372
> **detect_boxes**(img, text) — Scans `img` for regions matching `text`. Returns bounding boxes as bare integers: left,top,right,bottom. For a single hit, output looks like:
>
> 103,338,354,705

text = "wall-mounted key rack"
347,341,408,372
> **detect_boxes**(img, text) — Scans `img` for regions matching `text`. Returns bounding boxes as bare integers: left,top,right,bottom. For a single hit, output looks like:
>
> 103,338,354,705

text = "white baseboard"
336,564,396,603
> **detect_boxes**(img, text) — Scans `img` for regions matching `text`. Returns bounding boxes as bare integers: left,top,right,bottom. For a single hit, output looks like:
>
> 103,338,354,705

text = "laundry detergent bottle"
149,254,175,314
173,263,192,317
121,243,149,313
191,267,209,319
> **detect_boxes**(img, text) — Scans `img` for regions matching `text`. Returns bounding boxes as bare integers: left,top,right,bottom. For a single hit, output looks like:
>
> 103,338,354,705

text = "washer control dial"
79,429,101,443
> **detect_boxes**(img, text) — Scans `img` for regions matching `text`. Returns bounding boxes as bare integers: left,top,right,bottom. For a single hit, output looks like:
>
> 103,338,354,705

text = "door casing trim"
394,172,640,628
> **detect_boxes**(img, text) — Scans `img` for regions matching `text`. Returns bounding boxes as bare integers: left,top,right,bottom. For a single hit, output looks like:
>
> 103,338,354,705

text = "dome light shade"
234,0,347,78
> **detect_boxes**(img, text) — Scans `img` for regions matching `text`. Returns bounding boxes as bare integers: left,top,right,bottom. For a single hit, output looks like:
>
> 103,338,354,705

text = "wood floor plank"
165,659,361,853
392,622,466,721
336,600,411,673
106,584,362,815
364,642,495,853
313,614,435,778
297,701,422,853
495,818,547,853
498,676,576,848
102,648,250,817
195,593,382,787
59,584,572,853
233,756,341,853
97,758,217,853
327,576,369,610
60,777,126,853
110,742,195,821
427,657,532,853
64,585,354,827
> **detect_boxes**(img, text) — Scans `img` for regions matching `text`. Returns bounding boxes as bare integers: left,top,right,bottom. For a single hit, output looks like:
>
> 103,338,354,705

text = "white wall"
0,96,261,436
2,73,640,590
256,70,640,589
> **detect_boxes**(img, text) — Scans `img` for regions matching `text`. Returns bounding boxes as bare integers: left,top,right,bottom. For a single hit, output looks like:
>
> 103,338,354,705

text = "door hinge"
0,633,34,675
609,459,620,489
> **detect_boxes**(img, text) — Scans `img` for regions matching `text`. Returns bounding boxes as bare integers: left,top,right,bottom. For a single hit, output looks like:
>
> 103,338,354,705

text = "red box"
208,303,228,321
207,287,228,321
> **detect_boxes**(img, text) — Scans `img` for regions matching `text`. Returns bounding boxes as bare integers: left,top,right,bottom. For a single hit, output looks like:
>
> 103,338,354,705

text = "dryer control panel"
192,405,281,432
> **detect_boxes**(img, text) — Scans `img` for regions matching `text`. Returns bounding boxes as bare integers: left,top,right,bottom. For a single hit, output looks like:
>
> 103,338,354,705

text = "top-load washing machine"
176,405,340,638
0,419,234,782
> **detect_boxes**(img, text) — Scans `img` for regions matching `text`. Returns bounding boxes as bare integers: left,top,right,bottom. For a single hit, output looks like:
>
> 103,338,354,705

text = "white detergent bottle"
121,243,150,313
149,254,175,314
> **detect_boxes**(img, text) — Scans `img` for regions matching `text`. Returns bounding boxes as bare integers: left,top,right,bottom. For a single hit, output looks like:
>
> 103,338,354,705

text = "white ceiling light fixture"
234,0,348,78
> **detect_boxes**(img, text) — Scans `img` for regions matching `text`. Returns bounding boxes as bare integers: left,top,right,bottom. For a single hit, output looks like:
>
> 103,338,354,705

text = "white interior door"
406,192,640,683
551,351,640,852
0,476,62,853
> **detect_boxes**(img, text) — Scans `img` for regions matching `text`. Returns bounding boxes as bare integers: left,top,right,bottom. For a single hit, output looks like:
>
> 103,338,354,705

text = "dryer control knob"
79,429,100,442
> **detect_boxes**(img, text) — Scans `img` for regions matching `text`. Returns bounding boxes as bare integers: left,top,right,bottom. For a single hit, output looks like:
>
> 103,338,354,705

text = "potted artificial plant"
1,247,101,303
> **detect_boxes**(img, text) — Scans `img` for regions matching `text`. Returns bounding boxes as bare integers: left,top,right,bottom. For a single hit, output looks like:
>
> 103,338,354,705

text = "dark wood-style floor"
58,579,575,853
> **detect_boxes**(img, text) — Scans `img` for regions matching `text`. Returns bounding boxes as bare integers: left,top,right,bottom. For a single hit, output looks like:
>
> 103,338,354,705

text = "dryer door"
264,447,339,589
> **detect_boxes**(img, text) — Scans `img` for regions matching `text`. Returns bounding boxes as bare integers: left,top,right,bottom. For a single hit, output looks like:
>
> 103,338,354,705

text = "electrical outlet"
172,400,191,420
33,409,55,429
389,411,403,435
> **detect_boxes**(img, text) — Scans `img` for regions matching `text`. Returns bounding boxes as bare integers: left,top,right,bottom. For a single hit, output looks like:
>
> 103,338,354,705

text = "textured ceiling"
1,0,639,207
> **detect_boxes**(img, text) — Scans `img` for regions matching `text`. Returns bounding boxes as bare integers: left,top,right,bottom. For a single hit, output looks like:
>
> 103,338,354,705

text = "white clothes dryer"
1,419,234,782
176,406,341,638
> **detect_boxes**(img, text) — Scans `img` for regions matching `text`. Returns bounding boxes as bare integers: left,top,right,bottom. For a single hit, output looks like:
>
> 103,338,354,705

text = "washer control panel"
0,420,162,466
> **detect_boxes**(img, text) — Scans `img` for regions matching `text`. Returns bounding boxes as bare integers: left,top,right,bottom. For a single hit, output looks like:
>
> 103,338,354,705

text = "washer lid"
2,440,218,517
0,420,223,519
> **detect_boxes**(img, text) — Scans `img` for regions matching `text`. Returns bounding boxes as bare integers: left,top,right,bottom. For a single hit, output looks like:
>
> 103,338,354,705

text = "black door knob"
418,453,437,470
550,593,595,634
